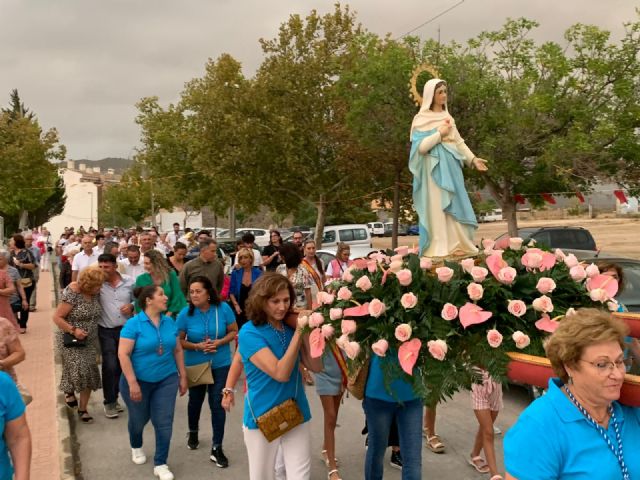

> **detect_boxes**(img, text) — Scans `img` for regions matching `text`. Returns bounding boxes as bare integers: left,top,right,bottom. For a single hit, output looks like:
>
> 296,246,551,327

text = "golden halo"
409,64,441,106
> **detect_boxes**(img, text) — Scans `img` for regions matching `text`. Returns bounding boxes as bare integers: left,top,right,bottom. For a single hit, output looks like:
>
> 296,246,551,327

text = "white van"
367,222,385,237
319,224,372,248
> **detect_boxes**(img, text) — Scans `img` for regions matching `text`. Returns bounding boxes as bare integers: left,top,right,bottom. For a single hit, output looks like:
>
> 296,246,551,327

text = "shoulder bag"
347,356,370,400
185,306,217,388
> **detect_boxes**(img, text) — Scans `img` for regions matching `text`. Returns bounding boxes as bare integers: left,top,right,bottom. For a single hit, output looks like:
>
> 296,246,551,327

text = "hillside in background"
72,157,133,174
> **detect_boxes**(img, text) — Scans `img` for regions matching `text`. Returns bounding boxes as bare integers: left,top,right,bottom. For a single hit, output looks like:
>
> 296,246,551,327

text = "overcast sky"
0,0,636,160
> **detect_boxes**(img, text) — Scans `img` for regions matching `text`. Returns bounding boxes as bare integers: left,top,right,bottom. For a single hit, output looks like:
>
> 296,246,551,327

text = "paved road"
74,369,530,479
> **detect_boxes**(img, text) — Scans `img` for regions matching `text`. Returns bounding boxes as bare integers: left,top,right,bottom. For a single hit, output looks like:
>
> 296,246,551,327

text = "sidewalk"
14,270,70,480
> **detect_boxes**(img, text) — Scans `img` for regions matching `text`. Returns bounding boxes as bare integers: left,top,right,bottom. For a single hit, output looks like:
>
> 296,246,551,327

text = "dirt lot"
372,216,640,259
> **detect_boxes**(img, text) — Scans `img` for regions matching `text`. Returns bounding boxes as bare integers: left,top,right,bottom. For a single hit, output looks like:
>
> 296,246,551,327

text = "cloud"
0,0,636,159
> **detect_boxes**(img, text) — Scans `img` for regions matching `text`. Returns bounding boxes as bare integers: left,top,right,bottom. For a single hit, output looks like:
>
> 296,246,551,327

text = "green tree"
99,161,151,227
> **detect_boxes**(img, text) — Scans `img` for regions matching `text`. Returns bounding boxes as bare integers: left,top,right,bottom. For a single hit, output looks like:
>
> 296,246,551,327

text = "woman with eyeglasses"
262,231,284,272
325,243,352,280
504,308,640,480
229,248,262,330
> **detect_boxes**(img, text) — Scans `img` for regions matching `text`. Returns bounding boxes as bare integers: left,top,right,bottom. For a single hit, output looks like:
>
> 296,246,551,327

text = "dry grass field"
372,216,640,259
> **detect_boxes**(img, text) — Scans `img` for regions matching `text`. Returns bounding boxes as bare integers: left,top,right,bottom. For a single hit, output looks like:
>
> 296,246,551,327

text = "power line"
396,0,466,40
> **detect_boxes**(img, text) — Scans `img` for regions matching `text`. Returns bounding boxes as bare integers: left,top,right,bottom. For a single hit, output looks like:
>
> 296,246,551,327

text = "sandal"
468,455,490,473
321,450,339,468
490,476,504,480
78,410,93,424
425,434,445,454
328,469,342,480
64,393,78,409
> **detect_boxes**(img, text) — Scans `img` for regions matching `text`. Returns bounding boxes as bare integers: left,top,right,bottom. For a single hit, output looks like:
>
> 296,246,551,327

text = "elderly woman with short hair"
52,266,106,423
504,309,640,479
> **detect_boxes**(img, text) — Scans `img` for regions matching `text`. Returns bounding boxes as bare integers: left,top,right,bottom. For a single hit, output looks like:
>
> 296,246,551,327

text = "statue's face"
431,84,447,109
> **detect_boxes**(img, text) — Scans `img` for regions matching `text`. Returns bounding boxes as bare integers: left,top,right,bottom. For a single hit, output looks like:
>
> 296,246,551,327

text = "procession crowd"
1,224,639,480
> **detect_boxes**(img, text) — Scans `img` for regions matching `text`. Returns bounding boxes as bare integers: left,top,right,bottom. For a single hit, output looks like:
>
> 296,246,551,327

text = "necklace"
267,321,287,351
564,385,629,479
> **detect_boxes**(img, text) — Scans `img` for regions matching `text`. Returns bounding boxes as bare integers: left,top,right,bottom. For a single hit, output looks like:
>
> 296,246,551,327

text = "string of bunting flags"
512,189,630,205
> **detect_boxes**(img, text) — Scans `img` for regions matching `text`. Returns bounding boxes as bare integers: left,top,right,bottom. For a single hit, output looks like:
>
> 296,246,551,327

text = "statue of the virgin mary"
409,78,488,258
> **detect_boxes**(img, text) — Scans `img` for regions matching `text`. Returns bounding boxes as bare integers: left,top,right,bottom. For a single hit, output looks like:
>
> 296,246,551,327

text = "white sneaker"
131,448,146,465
493,425,502,435
153,464,174,480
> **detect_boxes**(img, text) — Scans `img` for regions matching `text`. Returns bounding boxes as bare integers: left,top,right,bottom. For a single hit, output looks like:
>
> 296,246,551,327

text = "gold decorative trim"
409,64,441,106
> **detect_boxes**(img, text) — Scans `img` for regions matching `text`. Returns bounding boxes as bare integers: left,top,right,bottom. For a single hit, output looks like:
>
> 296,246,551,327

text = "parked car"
383,221,409,237
213,228,271,247
314,224,372,249
407,224,419,236
478,209,503,223
367,222,385,237
494,226,597,253
316,246,379,269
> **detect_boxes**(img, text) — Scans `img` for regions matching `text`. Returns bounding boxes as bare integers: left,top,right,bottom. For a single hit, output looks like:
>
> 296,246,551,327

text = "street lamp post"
88,191,94,228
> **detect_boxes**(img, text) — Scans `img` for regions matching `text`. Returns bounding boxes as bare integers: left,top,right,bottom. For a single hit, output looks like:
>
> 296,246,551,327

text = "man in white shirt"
93,233,106,256
121,245,145,280
166,222,181,248
71,236,99,281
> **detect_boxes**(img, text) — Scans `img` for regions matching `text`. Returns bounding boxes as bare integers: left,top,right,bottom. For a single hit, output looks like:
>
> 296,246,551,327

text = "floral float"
300,238,626,406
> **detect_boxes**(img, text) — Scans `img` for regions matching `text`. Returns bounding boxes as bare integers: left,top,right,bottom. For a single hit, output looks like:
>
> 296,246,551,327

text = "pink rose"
460,258,475,273
497,267,517,285
482,239,495,251
565,307,577,317
335,334,349,349
372,339,389,357
368,298,386,318
521,251,543,270
343,341,361,360
355,275,372,292
408,246,420,255
297,314,309,328
342,269,354,282
427,339,448,361
585,263,600,278
367,260,377,273
589,288,609,302
536,277,557,295
441,303,458,321
390,254,404,263
532,295,554,313
308,312,325,328
389,260,404,273
436,267,454,283
512,331,531,349
400,292,418,310
470,266,488,283
467,282,484,301
341,319,357,335
336,286,353,301
395,323,413,342
487,329,503,348
329,308,343,320
509,237,524,250
420,257,432,270
317,291,335,305
607,301,619,312
396,269,413,286
564,254,579,268
507,299,527,317
321,324,335,339
394,246,409,257
555,248,566,260
569,265,586,282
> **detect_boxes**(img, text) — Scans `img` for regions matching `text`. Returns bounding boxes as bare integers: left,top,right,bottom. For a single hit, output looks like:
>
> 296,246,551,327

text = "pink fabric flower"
372,339,389,357
427,339,448,361
343,341,361,360
521,250,543,270
436,267,454,282
390,254,404,263
396,269,413,286
317,291,335,305
408,246,420,255
352,258,368,270
564,254,579,268
343,303,370,316
470,266,488,283
308,312,325,328
309,328,326,358
400,292,418,310
341,319,357,335
368,299,386,318
394,246,409,257
399,338,422,374
554,248,566,260
487,329,503,348
589,288,609,302
512,331,531,349
342,269,354,282
607,301,620,312
509,237,524,250
394,323,412,342
507,299,527,317
535,313,560,333
441,303,458,321
497,267,517,285
297,314,309,328
532,295,554,313
367,260,377,273
420,257,432,270
329,308,343,321
321,324,335,339
389,260,404,273
459,302,493,329
355,275,372,292
467,282,484,301
486,251,508,279
536,277,557,295
565,307,577,317
460,258,475,273
482,239,495,251
585,263,600,278
586,274,619,299
336,287,353,301
570,265,587,282
335,334,349,349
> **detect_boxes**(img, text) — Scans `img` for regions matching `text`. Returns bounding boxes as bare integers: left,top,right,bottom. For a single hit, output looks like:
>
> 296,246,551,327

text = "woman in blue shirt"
233,272,321,480
118,285,188,480
0,371,30,480
228,248,262,330
177,276,237,467
504,308,640,480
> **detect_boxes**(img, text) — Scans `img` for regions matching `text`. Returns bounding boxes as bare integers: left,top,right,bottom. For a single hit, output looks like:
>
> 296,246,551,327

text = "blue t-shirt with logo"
0,372,25,480
176,303,236,369
121,311,178,382
238,322,311,429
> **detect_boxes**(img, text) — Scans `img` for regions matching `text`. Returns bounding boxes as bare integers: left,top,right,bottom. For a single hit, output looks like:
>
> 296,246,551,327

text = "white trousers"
243,421,311,480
